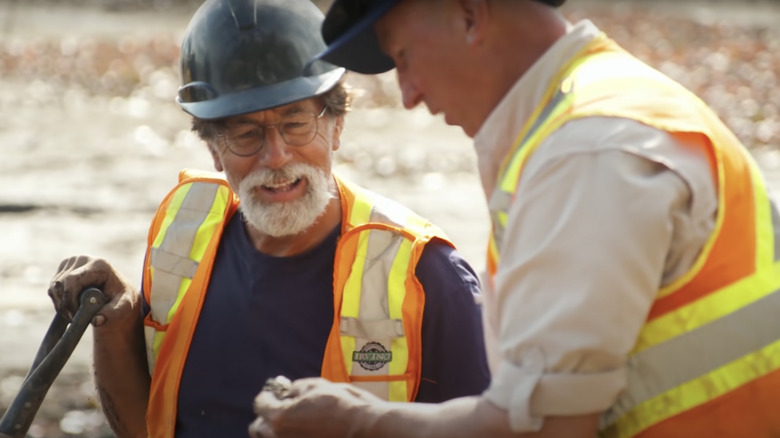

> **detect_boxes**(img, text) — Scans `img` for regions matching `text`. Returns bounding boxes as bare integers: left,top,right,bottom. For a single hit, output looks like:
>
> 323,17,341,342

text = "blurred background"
1,0,779,436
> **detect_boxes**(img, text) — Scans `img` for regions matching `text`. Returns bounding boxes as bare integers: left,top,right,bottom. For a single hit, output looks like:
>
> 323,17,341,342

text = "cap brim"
316,0,400,75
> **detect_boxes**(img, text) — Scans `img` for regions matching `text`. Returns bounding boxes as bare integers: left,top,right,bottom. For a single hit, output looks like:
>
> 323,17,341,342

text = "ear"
209,141,225,172
331,115,344,152
458,0,490,46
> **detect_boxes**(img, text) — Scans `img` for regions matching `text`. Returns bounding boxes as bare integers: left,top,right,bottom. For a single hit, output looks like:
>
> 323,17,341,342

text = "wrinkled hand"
48,255,139,328
249,377,382,438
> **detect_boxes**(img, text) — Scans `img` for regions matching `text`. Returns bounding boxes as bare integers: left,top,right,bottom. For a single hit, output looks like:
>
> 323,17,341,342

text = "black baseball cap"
317,0,566,74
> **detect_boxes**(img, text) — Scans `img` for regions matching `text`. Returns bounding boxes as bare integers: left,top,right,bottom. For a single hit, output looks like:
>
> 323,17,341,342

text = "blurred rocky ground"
1,0,779,436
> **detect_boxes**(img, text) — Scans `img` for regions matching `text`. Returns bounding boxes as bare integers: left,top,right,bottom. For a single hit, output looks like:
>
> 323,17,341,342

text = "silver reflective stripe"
340,317,404,339
347,222,407,401
150,247,199,280
516,87,566,153
148,182,219,323
356,227,404,337
603,286,780,426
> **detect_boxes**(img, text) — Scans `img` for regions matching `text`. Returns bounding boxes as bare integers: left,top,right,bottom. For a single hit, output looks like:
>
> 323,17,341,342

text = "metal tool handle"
0,288,107,438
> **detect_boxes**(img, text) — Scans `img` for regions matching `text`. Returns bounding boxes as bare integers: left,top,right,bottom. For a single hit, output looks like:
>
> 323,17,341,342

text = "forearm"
92,314,150,437
360,396,599,438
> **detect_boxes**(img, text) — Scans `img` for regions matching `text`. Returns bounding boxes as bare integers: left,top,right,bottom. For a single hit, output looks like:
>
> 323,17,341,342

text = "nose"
257,128,292,169
397,71,423,110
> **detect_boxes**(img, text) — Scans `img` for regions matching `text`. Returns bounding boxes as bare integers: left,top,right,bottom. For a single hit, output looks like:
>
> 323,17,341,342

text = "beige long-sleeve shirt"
473,20,718,432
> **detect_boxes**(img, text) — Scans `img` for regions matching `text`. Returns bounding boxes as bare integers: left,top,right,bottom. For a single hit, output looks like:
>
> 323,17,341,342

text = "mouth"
261,177,303,193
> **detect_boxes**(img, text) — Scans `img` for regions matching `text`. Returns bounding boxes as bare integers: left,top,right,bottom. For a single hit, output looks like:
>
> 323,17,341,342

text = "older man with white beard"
236,162,333,239
44,1,490,437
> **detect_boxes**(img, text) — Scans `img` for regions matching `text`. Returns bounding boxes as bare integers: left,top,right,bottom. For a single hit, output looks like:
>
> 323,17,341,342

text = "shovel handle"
0,288,107,438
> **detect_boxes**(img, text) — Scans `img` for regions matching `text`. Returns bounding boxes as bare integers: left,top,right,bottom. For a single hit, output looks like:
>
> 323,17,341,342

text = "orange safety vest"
488,34,780,437
141,169,452,437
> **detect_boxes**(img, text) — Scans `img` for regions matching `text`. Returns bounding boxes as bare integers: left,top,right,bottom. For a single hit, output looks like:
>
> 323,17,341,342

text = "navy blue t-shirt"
167,212,490,437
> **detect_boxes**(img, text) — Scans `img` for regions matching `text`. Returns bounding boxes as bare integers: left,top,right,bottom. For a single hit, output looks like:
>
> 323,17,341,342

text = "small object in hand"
263,375,292,399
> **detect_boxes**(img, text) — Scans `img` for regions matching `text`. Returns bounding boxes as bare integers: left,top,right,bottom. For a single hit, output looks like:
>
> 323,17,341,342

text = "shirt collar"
472,19,602,198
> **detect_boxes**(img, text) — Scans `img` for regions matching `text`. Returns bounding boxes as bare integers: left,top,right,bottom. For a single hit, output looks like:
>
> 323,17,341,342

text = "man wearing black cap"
251,0,780,437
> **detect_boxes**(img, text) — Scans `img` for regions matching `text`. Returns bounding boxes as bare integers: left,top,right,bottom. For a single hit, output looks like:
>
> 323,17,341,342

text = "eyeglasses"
217,106,328,157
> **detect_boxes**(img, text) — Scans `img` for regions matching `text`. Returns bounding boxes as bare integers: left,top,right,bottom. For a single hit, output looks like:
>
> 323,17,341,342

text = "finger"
56,255,112,320
287,377,327,397
248,417,276,438
253,387,291,417
91,314,107,327
48,257,75,305
58,257,100,318
47,279,67,319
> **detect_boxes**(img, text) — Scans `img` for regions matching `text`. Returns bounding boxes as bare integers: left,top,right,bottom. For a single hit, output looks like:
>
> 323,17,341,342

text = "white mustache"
242,164,313,191
236,163,333,237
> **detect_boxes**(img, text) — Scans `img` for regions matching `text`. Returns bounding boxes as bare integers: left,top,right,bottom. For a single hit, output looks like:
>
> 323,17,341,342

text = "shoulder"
416,240,481,297
529,117,716,202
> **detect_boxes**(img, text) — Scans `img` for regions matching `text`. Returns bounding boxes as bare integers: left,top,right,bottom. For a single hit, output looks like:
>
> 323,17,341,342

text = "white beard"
236,163,333,237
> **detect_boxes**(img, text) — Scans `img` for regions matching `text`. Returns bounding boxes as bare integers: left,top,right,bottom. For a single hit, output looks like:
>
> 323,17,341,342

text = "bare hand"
48,255,140,328
249,377,382,438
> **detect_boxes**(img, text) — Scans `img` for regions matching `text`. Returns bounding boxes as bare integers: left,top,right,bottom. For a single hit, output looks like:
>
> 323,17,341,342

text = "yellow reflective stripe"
635,260,780,353
339,324,359,372
750,160,775,271
146,181,227,372
388,381,407,403
149,184,192,291
348,229,404,371
165,278,192,326
495,36,608,194
636,158,780,352
189,184,231,261
497,45,627,194
151,330,166,371
337,179,430,401
606,283,780,424
349,191,373,225
497,211,507,229
152,183,192,249
152,182,220,323
387,238,411,322
499,94,570,194
388,238,413,401
605,337,780,438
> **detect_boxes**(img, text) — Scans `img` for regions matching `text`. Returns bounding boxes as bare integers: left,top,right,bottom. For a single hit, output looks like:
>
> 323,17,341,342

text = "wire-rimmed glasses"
217,106,328,157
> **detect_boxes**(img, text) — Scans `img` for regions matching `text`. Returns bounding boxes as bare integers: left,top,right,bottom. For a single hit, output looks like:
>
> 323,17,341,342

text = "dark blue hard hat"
317,0,566,75
177,0,345,120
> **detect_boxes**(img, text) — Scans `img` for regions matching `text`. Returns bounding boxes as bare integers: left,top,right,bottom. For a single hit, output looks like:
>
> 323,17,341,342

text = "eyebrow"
279,105,311,116
229,105,313,124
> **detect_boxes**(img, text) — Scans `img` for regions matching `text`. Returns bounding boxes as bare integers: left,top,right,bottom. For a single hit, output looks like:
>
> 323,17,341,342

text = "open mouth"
261,177,303,193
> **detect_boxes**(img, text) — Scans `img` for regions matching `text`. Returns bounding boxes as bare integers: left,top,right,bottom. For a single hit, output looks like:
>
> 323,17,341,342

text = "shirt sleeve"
413,240,492,402
483,118,717,431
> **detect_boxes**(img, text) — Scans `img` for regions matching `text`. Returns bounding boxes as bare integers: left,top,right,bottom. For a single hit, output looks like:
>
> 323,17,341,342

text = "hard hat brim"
178,67,346,120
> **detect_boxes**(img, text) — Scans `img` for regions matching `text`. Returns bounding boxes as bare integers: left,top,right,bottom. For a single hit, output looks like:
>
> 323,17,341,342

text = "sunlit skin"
209,98,345,257
374,0,567,137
